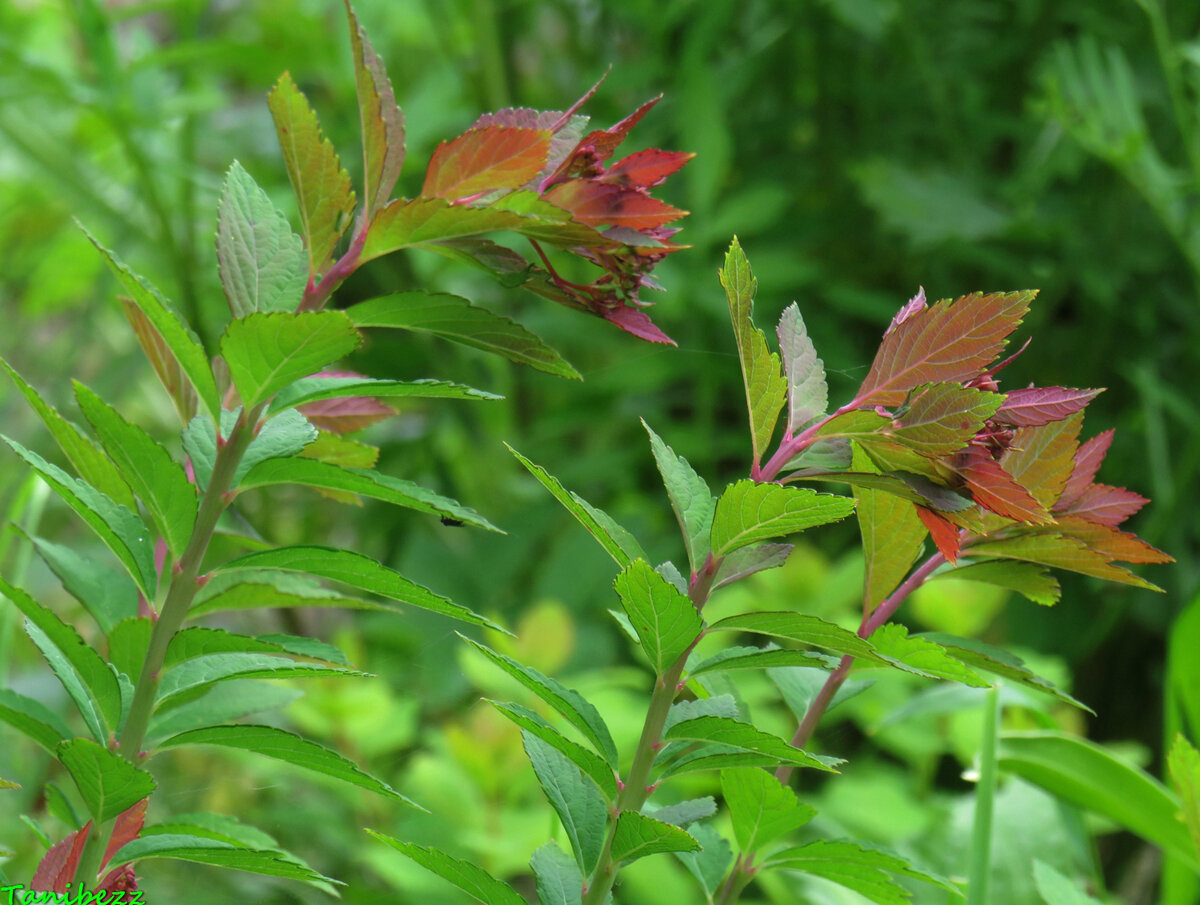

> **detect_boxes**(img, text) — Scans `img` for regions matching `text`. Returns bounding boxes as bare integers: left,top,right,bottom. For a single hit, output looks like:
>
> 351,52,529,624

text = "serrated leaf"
462,636,617,765
610,812,699,863
215,545,505,631
869,624,990,686
216,161,308,317
347,291,577,378
487,700,617,799
1059,430,1113,507
221,311,361,409
890,383,1003,456
57,738,155,823
967,533,1162,590
363,198,526,261
83,229,221,419
542,181,686,230
711,480,855,557
0,689,72,753
711,542,793,590
664,695,740,732
31,536,138,634
345,0,405,218
675,822,733,902
238,457,501,531
237,408,319,482
507,445,647,567
955,444,1052,524
1,359,136,510
945,560,1060,606
530,841,583,905
1057,484,1149,527
3,438,157,596
688,646,829,677
24,624,107,743
267,72,355,274
523,733,607,875
1,577,121,735
155,653,368,709
31,822,89,893
272,374,501,411
188,570,379,619
367,832,526,905
614,559,702,675
146,681,302,742
1001,413,1082,510
993,387,1102,427
108,833,337,888
157,725,417,806
423,126,551,199
722,767,816,851
664,716,840,773
777,303,828,434
762,840,960,904
855,290,1034,407
74,381,197,557
643,420,714,572
108,617,153,683
120,299,200,424
852,445,926,611
705,611,882,661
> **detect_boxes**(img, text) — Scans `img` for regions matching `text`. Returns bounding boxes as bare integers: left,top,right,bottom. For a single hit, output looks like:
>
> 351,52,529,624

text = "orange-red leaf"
32,822,91,892
855,291,1034,407
1057,483,1148,526
968,533,1162,591
956,445,1052,524
422,126,551,200
102,799,148,870
602,149,695,187
1052,515,1173,565
917,505,961,564
992,386,1102,427
1058,429,1114,507
542,181,686,230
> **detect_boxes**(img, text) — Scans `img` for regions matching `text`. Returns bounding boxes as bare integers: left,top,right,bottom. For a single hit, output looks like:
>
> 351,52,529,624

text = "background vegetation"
0,1,1195,903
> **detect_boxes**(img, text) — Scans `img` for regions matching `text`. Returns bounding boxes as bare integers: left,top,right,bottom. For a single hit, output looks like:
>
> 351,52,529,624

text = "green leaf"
614,559,702,676
1,359,136,510
188,570,379,619
942,560,1061,606
30,536,138,634
688,646,830,677
722,767,816,851
711,542,793,590
462,636,617,765
0,577,121,735
221,312,361,409
486,700,617,799
663,716,841,774
777,303,828,434
610,812,700,863
108,617,153,683
664,695,739,732
23,623,107,743
967,533,1161,591
146,681,302,742
523,732,607,874
347,291,579,379
705,611,882,662
216,160,308,317
366,832,527,905
267,72,355,274
74,381,197,557
238,457,502,532
299,431,378,469
164,626,346,668
155,653,368,710
236,408,319,483
888,382,1003,456
761,840,961,904
869,624,990,686
2,437,157,596
345,0,405,218
271,375,501,411
1168,734,1200,859
530,841,583,905
57,737,155,823
719,238,787,463
675,822,733,902
1033,860,1104,905
852,445,926,611
643,420,715,573
108,833,337,888
0,689,72,753
711,480,855,557
362,198,526,261
157,725,418,806
647,798,717,827
215,545,504,632
82,228,221,419
507,445,647,567
998,731,1199,870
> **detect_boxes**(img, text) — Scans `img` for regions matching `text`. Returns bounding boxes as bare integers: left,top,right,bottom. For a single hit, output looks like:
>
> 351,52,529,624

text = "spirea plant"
0,2,689,894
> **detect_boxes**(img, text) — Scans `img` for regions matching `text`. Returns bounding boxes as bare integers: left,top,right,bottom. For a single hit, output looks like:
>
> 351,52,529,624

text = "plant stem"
966,684,1000,905
298,228,366,312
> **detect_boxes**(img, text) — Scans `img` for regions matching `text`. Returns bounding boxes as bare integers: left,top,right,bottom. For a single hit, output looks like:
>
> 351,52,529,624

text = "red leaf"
102,799,149,871
601,149,694,188
916,506,961,563
98,864,139,894
32,822,91,892
992,386,1102,427
1058,429,1114,507
602,305,676,345
577,96,661,163
956,445,1053,524
855,291,1034,407
1056,482,1148,527
1052,515,1173,565
542,181,686,230
422,126,551,200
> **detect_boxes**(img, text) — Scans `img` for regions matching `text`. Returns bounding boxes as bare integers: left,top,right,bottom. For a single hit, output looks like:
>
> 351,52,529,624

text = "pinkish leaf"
542,181,686,230
992,386,1102,427
955,445,1053,524
97,865,138,894
1052,515,1172,565
916,505,961,564
601,149,695,188
299,395,396,433
422,126,551,200
602,305,676,345
885,287,927,337
1056,482,1149,527
1058,429,1114,507
32,822,91,892
102,799,148,870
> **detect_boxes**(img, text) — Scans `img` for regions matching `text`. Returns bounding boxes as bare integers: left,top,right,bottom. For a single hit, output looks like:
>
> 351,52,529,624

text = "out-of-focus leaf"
108,833,337,888
487,700,617,799
366,833,524,905
530,841,583,905
0,689,72,753
722,767,816,851
31,536,138,633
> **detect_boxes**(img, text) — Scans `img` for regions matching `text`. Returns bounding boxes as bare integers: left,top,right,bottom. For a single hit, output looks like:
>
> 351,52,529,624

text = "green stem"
0,475,49,682
966,685,1000,905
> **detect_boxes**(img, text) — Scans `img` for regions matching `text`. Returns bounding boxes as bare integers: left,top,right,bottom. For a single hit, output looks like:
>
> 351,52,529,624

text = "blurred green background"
1,1,1196,903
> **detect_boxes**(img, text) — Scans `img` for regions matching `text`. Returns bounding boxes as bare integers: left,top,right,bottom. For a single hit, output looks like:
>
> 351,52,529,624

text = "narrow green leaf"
155,653,368,710
24,623,107,743
367,832,527,905
711,480,855,557
711,542,793,590
216,160,308,317
221,311,361,409
706,611,882,662
108,833,338,888
57,738,155,823
271,375,501,411
348,291,579,379
646,798,717,827
1,359,136,510
0,689,72,753
108,617,153,684
610,812,700,863
267,72,356,274
675,823,733,902
487,700,617,799
688,646,829,677
238,457,502,532
643,420,714,573
663,716,841,774
665,695,739,732
614,559,702,676
869,624,990,686
777,303,828,434
157,725,418,806
507,445,647,567
74,381,197,557
188,570,379,620
722,767,816,851
530,841,583,905
2,438,157,596
30,536,138,634
236,409,319,484
164,626,346,668
852,445,926,611
82,228,221,418
942,560,1061,606
146,681,302,742
1168,735,1200,858
215,545,505,632
298,431,379,469
523,733,607,874
998,731,1199,870
462,636,617,765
